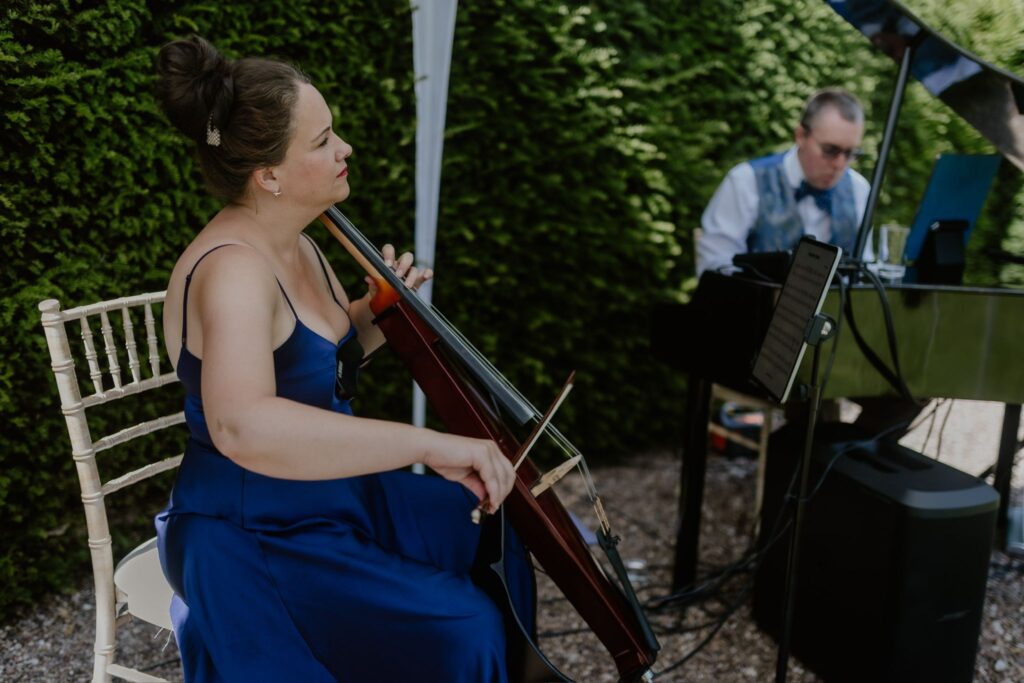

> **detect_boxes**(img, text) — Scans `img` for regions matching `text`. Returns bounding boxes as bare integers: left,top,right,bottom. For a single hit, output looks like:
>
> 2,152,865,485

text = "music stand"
902,153,1000,284
749,236,842,683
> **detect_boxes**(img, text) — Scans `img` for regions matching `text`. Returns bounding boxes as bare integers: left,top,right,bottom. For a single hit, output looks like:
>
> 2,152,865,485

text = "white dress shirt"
697,147,871,275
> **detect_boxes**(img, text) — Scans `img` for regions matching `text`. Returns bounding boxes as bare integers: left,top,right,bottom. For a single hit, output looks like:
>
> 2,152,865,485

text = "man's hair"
799,88,864,130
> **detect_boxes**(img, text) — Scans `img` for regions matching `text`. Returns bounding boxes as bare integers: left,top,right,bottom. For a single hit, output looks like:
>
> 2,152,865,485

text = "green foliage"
904,0,1024,74
2,0,1021,618
0,0,422,619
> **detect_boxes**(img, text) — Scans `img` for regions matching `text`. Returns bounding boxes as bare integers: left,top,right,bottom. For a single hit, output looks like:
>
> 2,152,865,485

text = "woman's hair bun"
156,36,234,142
154,36,309,203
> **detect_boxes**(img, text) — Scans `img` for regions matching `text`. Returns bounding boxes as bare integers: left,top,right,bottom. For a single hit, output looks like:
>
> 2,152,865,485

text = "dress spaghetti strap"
181,243,298,348
301,232,347,311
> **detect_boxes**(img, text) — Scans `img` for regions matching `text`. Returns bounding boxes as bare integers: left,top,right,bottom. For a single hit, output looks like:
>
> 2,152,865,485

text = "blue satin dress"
156,242,536,682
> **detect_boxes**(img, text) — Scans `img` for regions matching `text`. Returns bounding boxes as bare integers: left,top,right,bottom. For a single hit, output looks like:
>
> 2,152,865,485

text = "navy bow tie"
794,181,833,215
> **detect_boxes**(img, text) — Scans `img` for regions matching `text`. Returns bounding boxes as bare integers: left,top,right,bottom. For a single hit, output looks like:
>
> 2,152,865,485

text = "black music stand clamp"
775,312,836,683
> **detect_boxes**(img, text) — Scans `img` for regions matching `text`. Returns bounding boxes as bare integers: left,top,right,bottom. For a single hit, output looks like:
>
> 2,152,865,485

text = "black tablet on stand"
751,237,842,404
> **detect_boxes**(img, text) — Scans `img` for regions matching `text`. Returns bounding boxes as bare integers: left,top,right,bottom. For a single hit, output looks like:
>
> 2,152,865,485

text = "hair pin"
206,116,221,147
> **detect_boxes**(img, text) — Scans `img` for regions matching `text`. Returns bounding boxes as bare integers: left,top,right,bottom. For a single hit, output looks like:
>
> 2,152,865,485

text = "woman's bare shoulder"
167,219,263,287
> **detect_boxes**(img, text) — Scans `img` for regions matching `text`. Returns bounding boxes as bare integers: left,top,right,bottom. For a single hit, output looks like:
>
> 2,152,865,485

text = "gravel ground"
1,399,1021,682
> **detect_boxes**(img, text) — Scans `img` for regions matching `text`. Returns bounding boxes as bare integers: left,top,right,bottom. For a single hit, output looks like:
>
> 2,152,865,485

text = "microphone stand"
775,312,837,683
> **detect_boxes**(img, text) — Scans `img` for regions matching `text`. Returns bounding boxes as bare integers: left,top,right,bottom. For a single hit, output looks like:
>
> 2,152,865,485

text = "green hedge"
1,0,1020,618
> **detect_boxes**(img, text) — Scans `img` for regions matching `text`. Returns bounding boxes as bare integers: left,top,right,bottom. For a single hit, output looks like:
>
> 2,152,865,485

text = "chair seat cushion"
114,537,173,631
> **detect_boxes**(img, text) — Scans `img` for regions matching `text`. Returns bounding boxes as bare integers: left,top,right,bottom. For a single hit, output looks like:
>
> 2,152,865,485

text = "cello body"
321,208,658,682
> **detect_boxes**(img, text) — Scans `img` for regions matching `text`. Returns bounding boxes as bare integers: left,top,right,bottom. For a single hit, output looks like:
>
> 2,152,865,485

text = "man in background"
698,88,921,435
698,88,871,275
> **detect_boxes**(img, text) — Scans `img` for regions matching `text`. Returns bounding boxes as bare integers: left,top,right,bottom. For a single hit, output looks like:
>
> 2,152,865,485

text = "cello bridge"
529,454,582,497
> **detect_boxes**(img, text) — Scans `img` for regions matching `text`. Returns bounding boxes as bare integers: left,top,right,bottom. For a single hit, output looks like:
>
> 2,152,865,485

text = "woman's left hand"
365,243,434,296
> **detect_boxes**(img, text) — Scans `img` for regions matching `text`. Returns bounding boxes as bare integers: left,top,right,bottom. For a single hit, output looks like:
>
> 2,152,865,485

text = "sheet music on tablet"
751,237,842,404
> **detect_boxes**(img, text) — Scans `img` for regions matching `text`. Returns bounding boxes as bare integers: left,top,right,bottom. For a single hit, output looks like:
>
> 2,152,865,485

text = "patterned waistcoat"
747,152,858,253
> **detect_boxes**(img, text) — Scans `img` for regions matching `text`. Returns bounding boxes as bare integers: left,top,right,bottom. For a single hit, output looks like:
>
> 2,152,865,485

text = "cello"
319,206,659,682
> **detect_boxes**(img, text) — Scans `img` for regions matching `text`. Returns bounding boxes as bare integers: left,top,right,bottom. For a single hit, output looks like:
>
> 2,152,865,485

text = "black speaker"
754,424,998,683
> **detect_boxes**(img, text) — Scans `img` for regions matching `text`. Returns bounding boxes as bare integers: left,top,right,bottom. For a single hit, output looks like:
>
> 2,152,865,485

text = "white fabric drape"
411,0,458,436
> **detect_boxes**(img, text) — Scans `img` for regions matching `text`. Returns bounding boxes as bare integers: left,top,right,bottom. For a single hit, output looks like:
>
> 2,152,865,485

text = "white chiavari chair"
39,292,182,683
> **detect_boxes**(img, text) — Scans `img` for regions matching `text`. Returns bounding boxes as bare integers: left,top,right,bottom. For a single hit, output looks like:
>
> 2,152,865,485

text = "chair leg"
91,545,117,683
754,411,773,536
93,617,115,683
94,647,112,683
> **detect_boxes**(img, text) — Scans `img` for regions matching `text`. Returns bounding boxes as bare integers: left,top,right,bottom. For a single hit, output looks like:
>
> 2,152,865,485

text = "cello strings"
428,304,580,456
336,211,535,421
427,303,602,503
334,210,604,505
426,303,601,498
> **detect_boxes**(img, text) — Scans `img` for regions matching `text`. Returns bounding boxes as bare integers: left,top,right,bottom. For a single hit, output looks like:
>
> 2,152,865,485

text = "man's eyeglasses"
804,127,862,161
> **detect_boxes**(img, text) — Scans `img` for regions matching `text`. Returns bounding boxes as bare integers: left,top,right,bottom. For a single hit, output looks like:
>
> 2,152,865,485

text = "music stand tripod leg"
775,314,836,683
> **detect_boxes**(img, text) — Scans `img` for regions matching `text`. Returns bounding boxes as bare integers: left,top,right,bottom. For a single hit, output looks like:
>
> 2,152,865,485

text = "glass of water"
877,224,910,282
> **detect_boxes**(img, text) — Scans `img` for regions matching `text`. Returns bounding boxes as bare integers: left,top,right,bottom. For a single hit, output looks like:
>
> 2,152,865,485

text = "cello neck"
319,206,534,424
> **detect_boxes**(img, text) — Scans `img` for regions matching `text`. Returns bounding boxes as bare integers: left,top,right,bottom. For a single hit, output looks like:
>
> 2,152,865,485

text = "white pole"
411,0,458,472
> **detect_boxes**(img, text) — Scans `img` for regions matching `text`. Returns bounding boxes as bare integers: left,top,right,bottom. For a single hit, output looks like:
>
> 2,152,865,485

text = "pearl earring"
273,189,282,198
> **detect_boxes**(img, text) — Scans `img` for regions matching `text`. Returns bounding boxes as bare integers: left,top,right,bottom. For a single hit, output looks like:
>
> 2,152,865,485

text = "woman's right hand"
422,434,515,514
